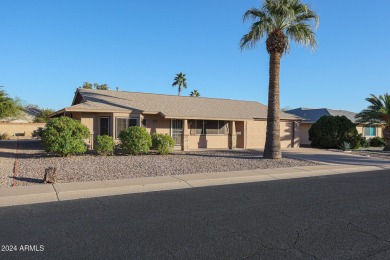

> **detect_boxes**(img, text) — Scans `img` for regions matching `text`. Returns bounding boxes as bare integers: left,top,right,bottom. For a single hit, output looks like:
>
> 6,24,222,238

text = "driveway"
283,147,390,168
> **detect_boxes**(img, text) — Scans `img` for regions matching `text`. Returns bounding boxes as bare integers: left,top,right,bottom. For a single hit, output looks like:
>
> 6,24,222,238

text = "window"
189,120,228,135
116,118,138,138
129,118,138,127
189,120,203,135
99,117,110,135
364,126,376,136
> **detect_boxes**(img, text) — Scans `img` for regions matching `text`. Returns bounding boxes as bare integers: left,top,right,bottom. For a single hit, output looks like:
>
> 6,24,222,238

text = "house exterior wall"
357,124,383,138
0,122,46,137
73,112,299,150
244,120,296,149
143,115,170,135
188,135,229,149
299,123,312,146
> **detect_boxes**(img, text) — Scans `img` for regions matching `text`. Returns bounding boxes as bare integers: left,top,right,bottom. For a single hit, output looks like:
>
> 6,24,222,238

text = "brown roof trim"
49,109,66,118
164,115,256,121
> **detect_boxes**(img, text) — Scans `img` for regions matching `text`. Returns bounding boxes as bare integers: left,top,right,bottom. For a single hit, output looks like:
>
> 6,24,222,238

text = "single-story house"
52,88,302,150
285,107,383,146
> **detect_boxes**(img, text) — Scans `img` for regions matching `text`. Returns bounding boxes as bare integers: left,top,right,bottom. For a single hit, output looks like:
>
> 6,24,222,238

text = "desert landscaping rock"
0,141,18,188
352,150,390,160
6,140,320,186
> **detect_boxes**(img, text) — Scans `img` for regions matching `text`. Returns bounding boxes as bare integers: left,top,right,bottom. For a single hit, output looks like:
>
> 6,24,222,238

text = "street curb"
0,164,388,207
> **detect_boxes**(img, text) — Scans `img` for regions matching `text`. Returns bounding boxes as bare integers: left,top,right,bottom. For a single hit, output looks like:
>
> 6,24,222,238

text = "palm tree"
356,94,390,151
240,0,319,159
172,72,187,96
190,90,200,97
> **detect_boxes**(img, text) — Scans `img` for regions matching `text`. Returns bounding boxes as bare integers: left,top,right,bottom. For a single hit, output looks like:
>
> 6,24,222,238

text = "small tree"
151,133,175,155
0,86,23,119
41,117,90,156
309,115,359,149
34,109,55,123
95,135,115,156
190,90,200,97
80,82,93,89
119,126,152,155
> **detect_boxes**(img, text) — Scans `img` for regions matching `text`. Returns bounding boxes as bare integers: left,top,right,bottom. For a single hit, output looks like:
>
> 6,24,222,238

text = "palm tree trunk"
263,52,282,159
383,125,390,151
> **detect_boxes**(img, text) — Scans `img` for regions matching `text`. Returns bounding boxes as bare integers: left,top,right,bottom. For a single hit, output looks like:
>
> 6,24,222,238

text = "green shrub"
358,135,370,148
32,127,44,139
151,133,175,155
41,117,90,156
309,115,359,149
0,133,9,140
95,135,115,156
370,137,385,147
119,126,152,155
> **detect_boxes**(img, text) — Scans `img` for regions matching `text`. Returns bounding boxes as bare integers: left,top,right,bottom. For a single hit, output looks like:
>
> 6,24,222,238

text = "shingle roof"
56,89,299,121
285,107,357,123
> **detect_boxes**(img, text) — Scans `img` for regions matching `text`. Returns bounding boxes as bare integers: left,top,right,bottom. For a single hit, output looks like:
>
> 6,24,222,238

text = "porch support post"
181,119,190,151
229,121,237,149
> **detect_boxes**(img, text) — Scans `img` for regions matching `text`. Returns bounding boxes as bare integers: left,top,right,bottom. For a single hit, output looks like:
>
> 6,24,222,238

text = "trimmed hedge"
119,126,152,155
95,135,115,156
41,117,90,156
152,133,175,155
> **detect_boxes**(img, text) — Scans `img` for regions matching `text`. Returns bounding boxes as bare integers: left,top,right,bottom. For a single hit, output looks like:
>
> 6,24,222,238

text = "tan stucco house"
52,88,302,150
286,108,383,146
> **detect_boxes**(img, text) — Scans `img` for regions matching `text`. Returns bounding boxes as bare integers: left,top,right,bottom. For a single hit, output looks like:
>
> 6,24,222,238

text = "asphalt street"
1,170,390,259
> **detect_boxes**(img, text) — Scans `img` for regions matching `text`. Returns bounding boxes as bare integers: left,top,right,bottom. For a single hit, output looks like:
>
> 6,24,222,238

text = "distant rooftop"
285,107,357,123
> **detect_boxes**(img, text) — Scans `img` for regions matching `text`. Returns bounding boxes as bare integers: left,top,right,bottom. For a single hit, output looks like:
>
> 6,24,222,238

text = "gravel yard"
0,141,17,187
6,140,320,186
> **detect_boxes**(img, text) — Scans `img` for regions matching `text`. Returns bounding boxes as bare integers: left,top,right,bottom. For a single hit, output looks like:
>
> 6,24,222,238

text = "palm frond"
356,93,390,125
286,23,317,50
241,0,319,53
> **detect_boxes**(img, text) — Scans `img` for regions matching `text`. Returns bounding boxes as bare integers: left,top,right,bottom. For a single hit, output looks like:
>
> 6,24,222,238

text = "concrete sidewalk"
1,163,388,207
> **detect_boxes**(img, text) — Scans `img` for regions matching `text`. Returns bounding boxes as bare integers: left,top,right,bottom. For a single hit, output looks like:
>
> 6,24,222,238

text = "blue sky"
0,0,389,113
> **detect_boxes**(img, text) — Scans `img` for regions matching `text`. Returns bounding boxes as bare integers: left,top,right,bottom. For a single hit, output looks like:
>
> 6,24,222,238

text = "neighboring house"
0,105,42,123
285,108,383,146
52,88,302,150
0,106,44,137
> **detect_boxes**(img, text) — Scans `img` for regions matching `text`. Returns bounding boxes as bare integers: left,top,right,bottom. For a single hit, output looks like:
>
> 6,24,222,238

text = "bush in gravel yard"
151,133,175,155
0,133,9,140
32,127,44,139
95,135,115,156
309,115,359,149
41,117,90,156
370,137,385,147
358,135,370,148
119,126,152,155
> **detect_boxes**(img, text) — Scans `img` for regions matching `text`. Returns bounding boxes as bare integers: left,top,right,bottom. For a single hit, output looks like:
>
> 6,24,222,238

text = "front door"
100,117,110,136
171,119,183,147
